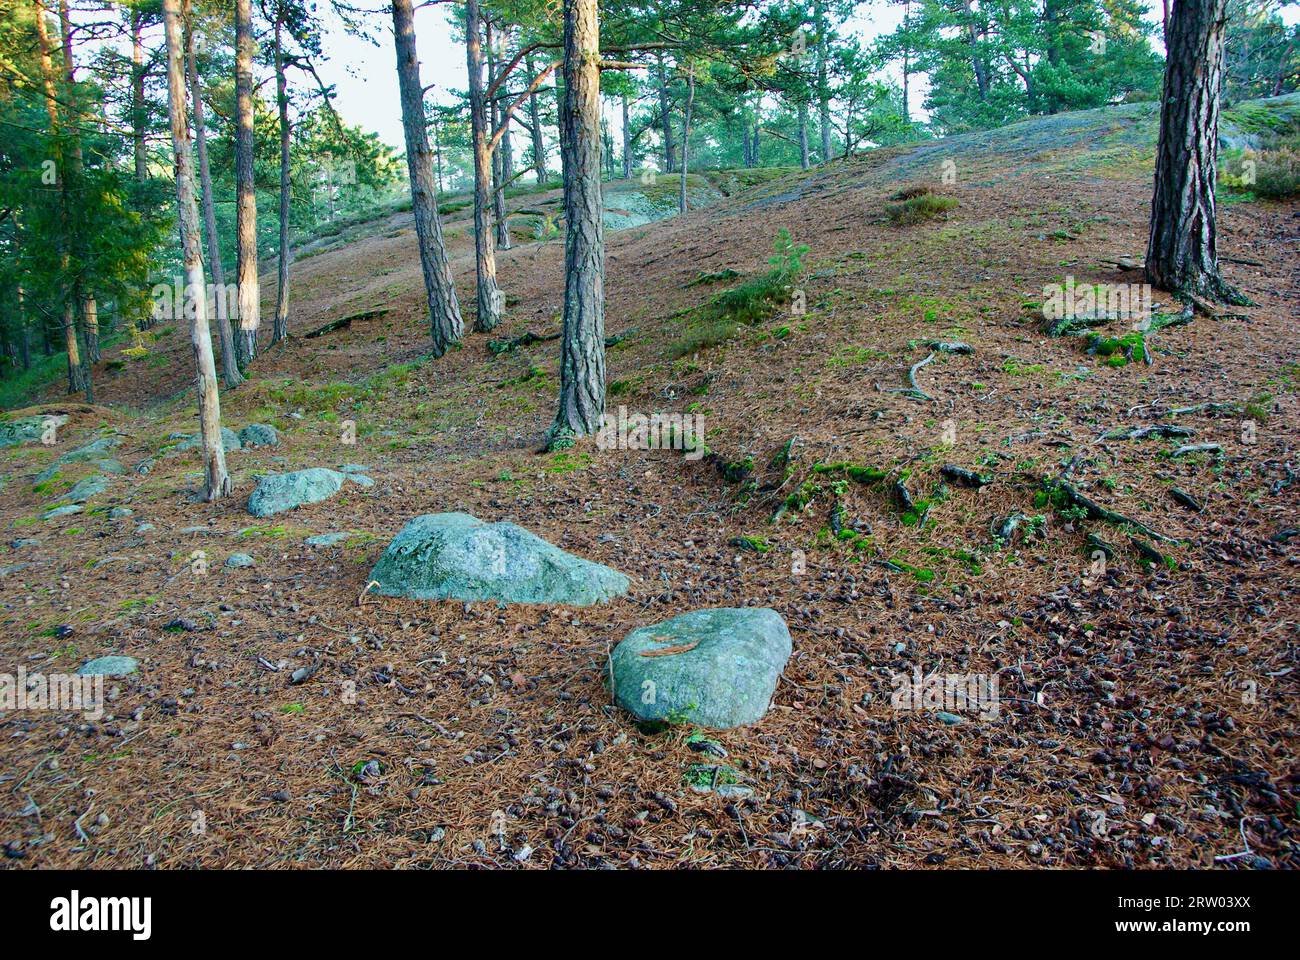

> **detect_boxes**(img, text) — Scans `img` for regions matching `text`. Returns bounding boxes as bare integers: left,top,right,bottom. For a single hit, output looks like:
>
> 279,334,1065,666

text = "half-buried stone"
610,608,792,729
247,468,347,517
369,512,629,606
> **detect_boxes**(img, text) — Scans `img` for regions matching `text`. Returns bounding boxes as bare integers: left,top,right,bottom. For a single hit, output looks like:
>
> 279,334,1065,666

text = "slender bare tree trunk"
1146,0,1246,303
188,11,243,387
132,9,147,181
485,19,511,251
678,63,694,214
57,0,94,399
901,1,911,124
391,0,463,356
656,51,675,173
234,0,259,367
816,0,832,163
272,10,292,344
526,52,547,183
621,91,632,179
798,100,810,170
162,0,231,501
34,1,84,395
550,0,605,443
465,0,502,331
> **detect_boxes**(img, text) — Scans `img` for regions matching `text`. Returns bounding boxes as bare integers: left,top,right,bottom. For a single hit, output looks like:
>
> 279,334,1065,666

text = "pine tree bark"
162,0,231,501
234,0,260,367
465,0,502,331
1145,0,1246,303
391,0,463,356
188,13,243,387
272,10,292,344
550,0,605,442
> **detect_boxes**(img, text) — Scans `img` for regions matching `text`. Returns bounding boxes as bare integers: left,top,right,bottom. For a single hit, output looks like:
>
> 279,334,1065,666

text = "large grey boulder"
368,512,630,606
246,468,346,517
610,608,792,729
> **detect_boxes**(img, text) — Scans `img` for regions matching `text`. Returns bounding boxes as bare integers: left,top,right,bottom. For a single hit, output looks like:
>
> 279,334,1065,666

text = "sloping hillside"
1,97,1297,869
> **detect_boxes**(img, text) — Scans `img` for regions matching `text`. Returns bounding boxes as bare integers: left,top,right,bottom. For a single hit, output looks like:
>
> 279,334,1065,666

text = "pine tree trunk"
391,0,463,356
679,63,694,214
234,0,260,368
132,10,147,181
485,19,512,251
1145,0,1244,303
551,0,605,442
162,0,231,501
57,0,94,399
83,296,99,362
526,53,547,183
816,0,832,163
34,1,84,394
465,0,502,331
621,92,632,179
798,101,811,170
188,15,243,387
272,12,292,344
656,52,675,173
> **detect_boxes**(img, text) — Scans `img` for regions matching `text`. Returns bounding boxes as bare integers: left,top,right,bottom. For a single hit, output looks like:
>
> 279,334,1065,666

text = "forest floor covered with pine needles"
1,96,1297,869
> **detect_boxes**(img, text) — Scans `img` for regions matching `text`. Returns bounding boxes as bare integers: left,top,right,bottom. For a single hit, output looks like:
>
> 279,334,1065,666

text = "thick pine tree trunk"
187,15,243,388
465,0,502,331
1145,0,1245,303
550,0,605,442
234,0,260,367
391,0,463,356
272,12,292,344
162,0,231,501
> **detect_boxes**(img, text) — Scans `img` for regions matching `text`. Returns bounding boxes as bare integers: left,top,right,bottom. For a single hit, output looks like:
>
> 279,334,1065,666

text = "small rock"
225,553,255,569
238,424,279,448
77,655,138,677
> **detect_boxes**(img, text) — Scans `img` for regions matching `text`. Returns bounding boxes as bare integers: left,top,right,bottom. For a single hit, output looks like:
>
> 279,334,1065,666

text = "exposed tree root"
1047,477,1179,544
881,352,935,402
